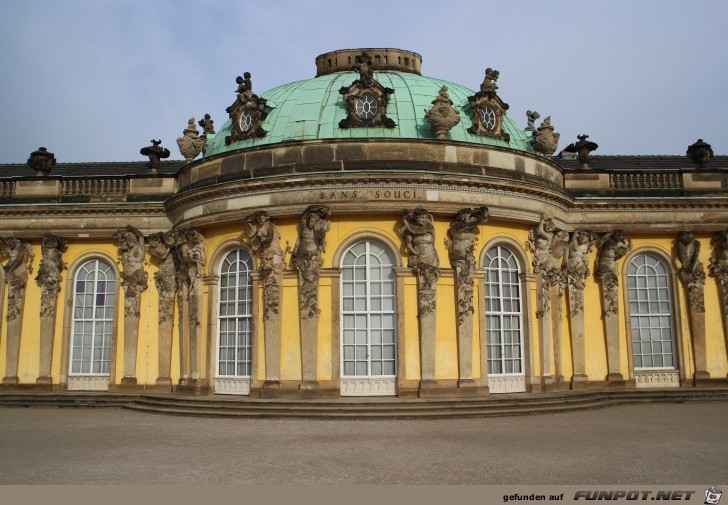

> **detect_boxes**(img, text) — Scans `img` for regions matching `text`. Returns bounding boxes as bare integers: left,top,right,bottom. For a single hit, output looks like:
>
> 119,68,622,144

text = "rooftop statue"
480,68,499,96
236,71,252,95
198,114,215,135
525,110,540,132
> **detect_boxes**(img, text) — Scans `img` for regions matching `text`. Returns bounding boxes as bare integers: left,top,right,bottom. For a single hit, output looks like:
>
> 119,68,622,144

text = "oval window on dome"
481,106,496,130
355,94,378,120
238,110,254,132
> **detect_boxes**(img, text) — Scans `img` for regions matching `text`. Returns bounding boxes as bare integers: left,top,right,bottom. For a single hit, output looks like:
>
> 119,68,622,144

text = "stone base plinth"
121,376,137,385
176,378,209,396
35,376,53,386
2,377,19,386
300,380,319,390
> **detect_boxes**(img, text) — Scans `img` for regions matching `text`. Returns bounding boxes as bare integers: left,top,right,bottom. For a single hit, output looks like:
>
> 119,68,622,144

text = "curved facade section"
0,46,726,403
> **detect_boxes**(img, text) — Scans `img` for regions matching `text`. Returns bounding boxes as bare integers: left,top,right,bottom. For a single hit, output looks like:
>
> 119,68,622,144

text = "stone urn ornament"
176,118,205,163
686,139,714,168
140,139,171,172
562,134,599,169
27,147,56,176
532,116,560,156
424,86,460,139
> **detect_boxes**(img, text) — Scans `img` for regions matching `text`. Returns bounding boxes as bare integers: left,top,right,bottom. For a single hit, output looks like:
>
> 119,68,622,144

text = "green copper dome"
205,69,534,157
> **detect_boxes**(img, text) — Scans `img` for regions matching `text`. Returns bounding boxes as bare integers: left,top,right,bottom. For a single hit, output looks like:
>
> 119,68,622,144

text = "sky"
0,0,726,164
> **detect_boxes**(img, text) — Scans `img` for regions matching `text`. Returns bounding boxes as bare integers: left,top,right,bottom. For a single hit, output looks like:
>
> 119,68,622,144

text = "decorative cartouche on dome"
225,72,269,145
338,51,396,128
467,68,510,142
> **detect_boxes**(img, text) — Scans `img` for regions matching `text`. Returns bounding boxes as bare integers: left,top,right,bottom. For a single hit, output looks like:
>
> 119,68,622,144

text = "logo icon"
705,487,722,505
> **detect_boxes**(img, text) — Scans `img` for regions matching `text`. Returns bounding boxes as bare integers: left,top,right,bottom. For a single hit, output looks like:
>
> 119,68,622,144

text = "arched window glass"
484,245,524,375
70,259,116,375
341,240,397,377
217,249,254,377
627,253,675,369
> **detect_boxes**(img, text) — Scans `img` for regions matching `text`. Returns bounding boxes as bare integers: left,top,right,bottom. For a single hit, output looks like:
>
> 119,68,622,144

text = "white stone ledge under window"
67,376,110,391
340,378,396,396
488,375,526,394
634,370,680,388
214,377,251,395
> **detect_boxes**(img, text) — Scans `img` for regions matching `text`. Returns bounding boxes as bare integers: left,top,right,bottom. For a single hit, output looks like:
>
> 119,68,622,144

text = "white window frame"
215,248,254,395
627,253,677,371
340,240,397,396
484,245,525,393
69,259,116,378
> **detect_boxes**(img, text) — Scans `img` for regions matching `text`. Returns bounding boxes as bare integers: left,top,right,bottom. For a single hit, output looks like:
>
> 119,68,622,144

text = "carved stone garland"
339,52,396,128
291,205,331,388
2,238,33,385
446,207,488,386
401,208,440,386
114,225,149,385
225,72,268,144
594,230,632,382
676,231,709,380
147,231,177,387
467,68,510,141
35,233,67,384
243,211,289,387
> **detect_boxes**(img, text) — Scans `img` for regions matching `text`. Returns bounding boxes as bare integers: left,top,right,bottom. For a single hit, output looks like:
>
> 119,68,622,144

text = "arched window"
216,248,254,394
340,240,397,395
484,245,525,393
69,259,116,380
627,253,676,369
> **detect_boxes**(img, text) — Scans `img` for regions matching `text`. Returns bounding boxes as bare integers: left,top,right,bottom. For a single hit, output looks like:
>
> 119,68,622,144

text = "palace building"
0,48,727,400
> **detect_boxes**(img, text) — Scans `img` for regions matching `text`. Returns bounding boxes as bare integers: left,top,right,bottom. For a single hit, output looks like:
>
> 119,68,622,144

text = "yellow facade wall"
1,218,726,392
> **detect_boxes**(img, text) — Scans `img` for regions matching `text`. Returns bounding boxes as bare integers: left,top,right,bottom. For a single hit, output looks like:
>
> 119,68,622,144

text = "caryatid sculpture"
595,230,632,315
1,237,33,385
114,225,149,319
35,233,67,384
565,229,596,316
709,229,728,321
244,210,289,386
401,208,440,386
676,231,706,312
36,234,67,318
243,210,289,321
401,208,440,318
291,205,331,388
291,205,331,319
113,225,149,385
2,238,34,323
446,206,489,323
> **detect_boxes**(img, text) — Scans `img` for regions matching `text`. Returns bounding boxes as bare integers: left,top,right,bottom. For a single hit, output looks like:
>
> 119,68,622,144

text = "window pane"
485,246,524,378
340,240,397,381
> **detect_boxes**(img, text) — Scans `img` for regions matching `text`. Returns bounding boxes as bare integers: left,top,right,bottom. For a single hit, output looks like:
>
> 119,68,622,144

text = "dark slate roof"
0,160,185,178
554,155,728,171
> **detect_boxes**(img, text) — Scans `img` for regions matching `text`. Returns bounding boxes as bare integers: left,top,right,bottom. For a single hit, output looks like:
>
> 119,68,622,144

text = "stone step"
1,388,727,418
